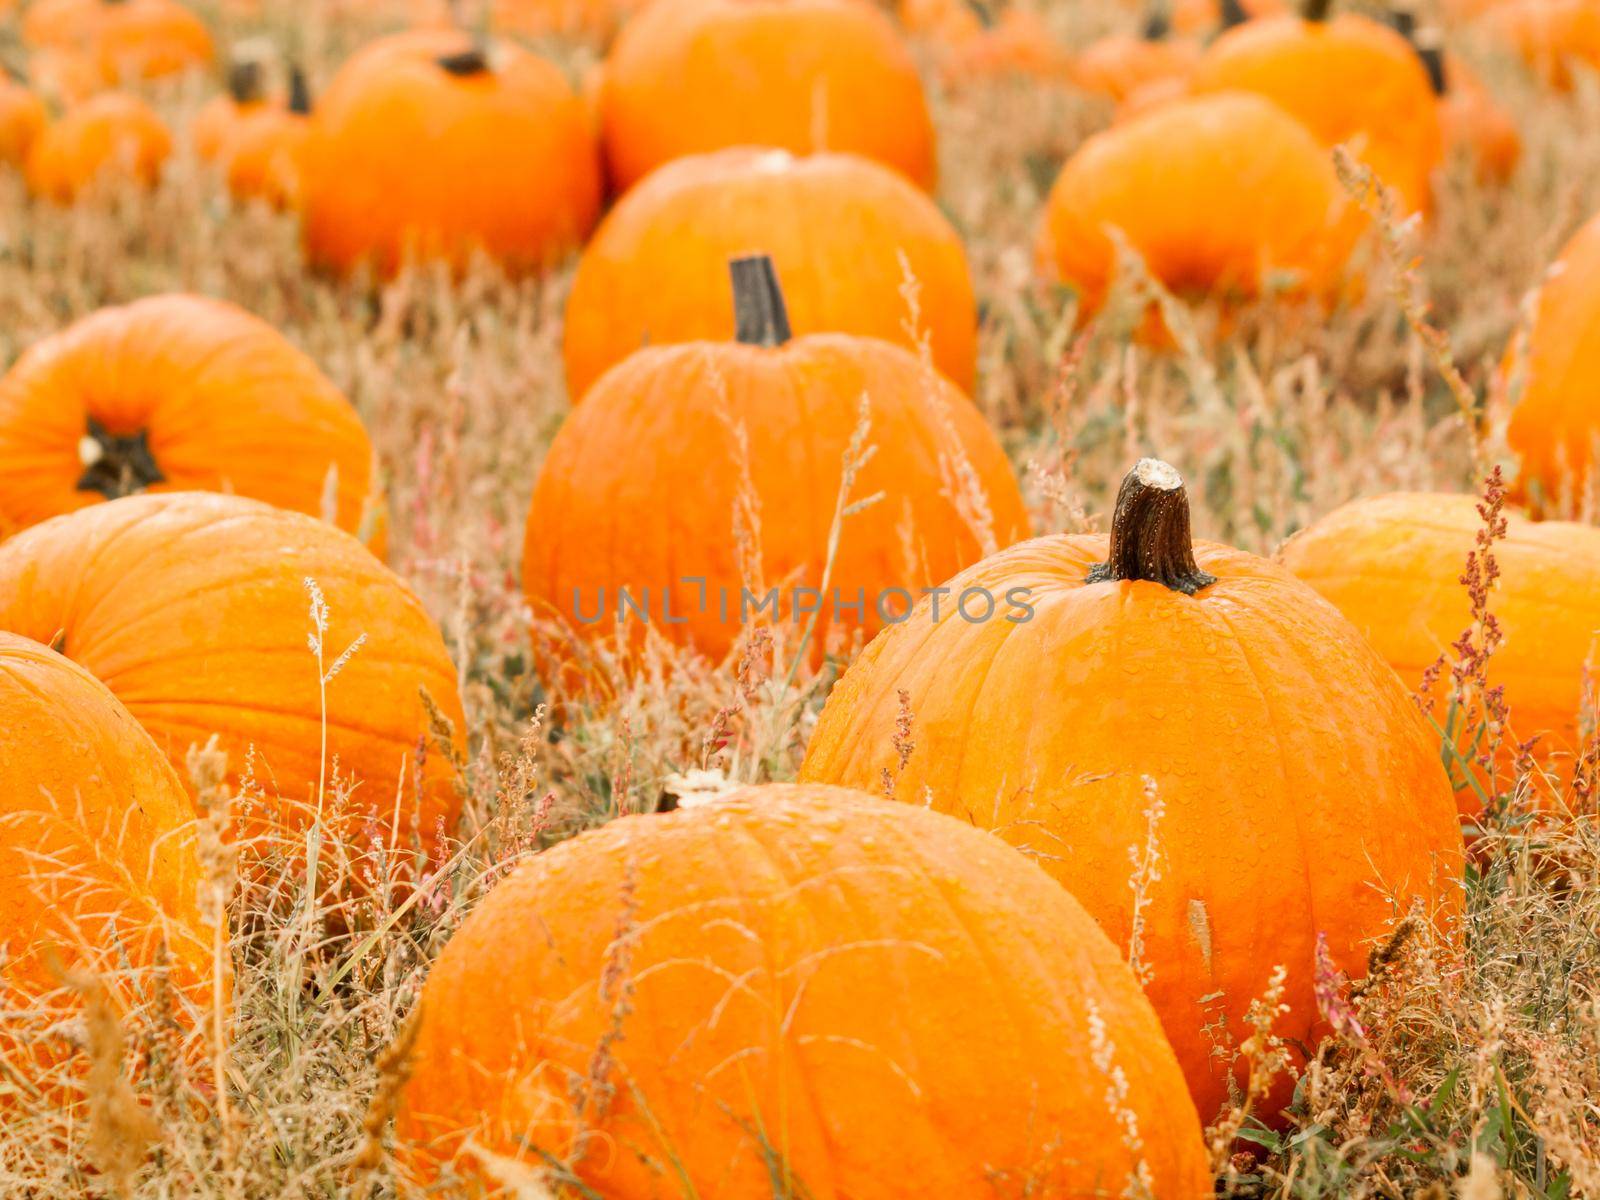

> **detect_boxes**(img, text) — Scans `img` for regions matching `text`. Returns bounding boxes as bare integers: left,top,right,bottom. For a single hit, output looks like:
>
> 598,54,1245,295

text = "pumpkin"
0,73,49,169
1438,51,1522,183
901,0,1074,87
598,0,936,193
221,68,310,207
21,0,215,91
527,254,1027,671
564,148,978,401
1189,0,1444,216
1037,92,1359,322
0,492,466,859
0,632,217,1091
299,30,601,279
1072,18,1203,102
191,57,273,163
25,90,171,201
1483,0,1600,90
800,459,1464,1122
1503,211,1600,513
399,783,1213,1195
1279,491,1600,804
0,294,384,549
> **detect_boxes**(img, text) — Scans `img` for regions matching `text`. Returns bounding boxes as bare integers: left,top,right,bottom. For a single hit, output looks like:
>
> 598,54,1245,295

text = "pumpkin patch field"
3,0,1600,1196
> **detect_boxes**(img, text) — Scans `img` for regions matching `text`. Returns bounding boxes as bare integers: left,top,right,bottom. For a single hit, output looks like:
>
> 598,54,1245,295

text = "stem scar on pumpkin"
76,417,165,500
729,254,793,347
1087,457,1217,595
436,47,491,77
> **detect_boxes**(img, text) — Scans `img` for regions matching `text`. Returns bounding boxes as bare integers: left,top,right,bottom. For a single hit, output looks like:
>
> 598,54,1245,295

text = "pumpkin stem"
437,46,491,76
227,58,266,105
1087,458,1216,596
730,255,793,347
1141,3,1172,39
960,0,999,31
77,418,165,500
1218,0,1250,30
1302,0,1332,20
288,65,312,114
1414,34,1447,94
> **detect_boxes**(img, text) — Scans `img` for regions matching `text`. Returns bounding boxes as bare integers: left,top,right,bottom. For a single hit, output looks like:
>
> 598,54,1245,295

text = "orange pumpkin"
1038,92,1359,322
1482,0,1600,90
399,783,1213,1195
800,459,1464,1123
0,493,466,859
0,73,49,169
24,90,172,201
0,294,384,549
1072,22,1202,102
1438,50,1522,183
528,254,1026,670
21,0,215,91
1,632,217,1090
1503,211,1600,513
221,69,309,207
1189,0,1444,215
299,30,601,279
1280,492,1600,803
564,148,978,401
900,0,1074,87
191,57,273,163
599,0,936,193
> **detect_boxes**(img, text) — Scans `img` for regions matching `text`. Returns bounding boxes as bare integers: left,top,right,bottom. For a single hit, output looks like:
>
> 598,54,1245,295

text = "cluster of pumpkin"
4,0,1600,1193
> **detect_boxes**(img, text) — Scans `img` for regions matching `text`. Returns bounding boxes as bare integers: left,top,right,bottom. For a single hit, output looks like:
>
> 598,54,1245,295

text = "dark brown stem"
76,418,164,500
1303,0,1333,20
1387,5,1416,38
1141,3,1172,39
1087,459,1216,596
437,46,491,76
1218,0,1250,30
960,0,998,30
1415,37,1446,94
288,65,312,115
730,255,792,347
227,59,266,105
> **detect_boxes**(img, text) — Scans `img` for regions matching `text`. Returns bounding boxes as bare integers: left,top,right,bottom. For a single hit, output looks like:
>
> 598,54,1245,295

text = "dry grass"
2,0,1600,1195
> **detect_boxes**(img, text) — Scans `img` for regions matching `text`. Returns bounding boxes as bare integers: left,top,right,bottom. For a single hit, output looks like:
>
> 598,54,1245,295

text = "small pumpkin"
22,0,215,92
1482,0,1600,91
1037,92,1359,323
1438,50,1522,183
1189,0,1444,215
598,0,936,193
399,783,1213,1195
1072,11,1203,102
1279,491,1600,804
0,631,217,1092
191,57,273,163
24,90,172,201
221,68,310,207
564,148,978,401
299,30,601,279
0,293,383,548
528,254,1026,671
0,492,466,858
1503,211,1600,513
0,72,49,169
801,458,1464,1122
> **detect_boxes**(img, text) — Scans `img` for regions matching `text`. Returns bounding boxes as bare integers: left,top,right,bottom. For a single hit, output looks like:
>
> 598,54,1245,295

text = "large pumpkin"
1279,491,1600,802
1189,0,1443,215
801,459,1464,1122
1037,92,1358,319
399,783,1213,1196
0,493,466,859
299,30,601,278
21,0,215,91
528,255,1026,671
0,74,48,169
0,294,383,548
563,148,977,400
0,632,217,1088
598,0,936,193
24,90,172,201
1503,211,1600,513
